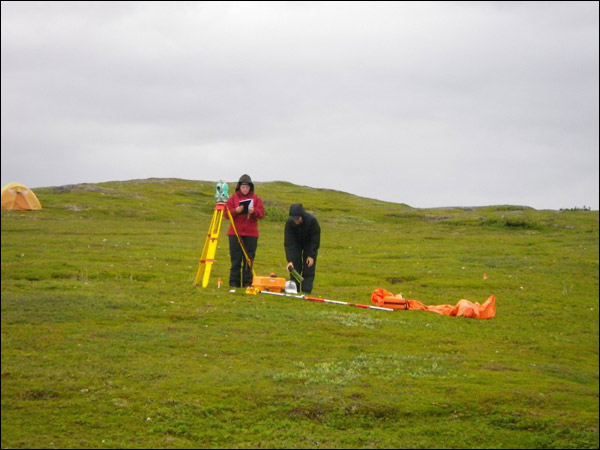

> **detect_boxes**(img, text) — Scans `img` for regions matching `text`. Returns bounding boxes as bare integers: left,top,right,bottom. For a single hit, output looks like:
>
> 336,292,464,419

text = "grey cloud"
1,1,598,209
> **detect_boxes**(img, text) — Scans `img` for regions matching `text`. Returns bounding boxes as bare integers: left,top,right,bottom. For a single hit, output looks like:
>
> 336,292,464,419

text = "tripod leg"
225,208,257,279
194,207,224,287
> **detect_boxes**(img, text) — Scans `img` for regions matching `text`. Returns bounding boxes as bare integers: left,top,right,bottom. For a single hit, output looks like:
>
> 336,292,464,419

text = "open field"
2,178,598,448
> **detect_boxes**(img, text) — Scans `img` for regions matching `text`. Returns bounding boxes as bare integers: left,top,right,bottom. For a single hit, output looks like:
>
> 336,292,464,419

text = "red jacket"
225,191,265,237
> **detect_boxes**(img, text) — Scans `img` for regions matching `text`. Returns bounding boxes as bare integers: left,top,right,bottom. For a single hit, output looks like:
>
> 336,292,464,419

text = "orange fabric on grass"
371,288,496,319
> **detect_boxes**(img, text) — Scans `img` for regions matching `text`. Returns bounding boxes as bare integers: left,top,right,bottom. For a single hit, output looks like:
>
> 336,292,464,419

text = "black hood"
235,174,254,193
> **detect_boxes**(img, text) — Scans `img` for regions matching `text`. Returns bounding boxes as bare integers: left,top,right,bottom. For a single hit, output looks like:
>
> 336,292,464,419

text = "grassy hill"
1,178,598,448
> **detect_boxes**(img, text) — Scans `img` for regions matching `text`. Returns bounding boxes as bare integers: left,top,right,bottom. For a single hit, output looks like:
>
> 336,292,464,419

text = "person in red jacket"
225,174,265,288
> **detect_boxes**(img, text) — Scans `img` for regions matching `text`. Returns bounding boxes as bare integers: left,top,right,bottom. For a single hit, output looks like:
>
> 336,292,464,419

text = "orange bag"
371,288,496,319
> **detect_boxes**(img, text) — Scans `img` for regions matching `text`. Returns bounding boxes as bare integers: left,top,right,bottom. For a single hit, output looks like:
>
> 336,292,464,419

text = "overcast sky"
2,2,598,210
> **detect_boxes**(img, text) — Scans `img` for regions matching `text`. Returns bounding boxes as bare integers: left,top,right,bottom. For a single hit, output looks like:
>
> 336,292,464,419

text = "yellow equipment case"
252,275,286,293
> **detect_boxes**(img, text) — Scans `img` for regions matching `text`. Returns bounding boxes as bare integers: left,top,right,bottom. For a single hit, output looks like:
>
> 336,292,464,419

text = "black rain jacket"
284,204,321,260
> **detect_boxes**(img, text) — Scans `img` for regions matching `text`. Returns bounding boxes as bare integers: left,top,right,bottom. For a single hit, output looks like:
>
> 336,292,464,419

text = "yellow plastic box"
252,275,286,293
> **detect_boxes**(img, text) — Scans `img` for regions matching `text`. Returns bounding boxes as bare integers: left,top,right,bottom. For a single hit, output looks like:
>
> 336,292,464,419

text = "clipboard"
239,199,253,214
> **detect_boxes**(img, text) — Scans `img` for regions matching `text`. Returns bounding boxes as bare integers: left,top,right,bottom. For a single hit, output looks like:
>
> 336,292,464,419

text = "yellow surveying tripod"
194,202,256,288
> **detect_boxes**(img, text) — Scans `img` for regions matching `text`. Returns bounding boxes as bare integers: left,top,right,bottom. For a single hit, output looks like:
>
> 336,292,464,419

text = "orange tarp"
371,288,496,319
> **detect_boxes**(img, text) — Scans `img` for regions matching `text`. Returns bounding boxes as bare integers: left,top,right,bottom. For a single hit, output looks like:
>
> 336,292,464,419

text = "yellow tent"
1,183,42,211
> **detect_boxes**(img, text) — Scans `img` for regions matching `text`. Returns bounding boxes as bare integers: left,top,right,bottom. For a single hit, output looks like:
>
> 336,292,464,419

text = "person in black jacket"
284,203,321,294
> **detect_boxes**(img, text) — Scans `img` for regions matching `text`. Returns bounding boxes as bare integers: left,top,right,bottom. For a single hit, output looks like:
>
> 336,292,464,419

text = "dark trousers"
288,250,317,294
228,235,258,287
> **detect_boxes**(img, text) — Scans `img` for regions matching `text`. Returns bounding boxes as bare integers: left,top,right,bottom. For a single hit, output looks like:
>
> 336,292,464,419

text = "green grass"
2,178,598,448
